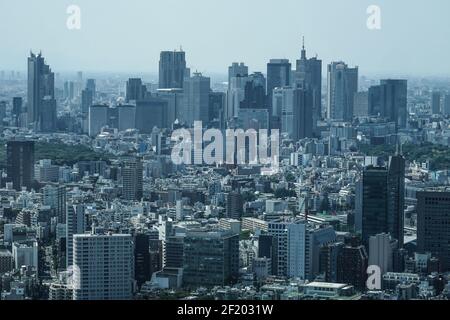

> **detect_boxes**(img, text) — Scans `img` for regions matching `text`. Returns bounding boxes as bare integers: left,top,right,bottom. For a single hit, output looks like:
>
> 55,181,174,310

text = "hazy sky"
1,0,449,76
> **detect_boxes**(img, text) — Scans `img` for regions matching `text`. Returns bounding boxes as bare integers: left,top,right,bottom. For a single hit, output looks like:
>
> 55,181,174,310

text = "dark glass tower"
27,52,55,131
159,50,187,89
417,191,450,271
126,78,147,102
359,154,405,247
6,140,35,191
134,233,151,288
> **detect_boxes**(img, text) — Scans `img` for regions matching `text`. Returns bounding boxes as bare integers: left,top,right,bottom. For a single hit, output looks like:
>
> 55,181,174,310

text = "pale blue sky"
1,0,449,76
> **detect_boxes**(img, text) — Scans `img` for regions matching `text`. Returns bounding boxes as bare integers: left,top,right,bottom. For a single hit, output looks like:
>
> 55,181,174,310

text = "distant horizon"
1,0,450,78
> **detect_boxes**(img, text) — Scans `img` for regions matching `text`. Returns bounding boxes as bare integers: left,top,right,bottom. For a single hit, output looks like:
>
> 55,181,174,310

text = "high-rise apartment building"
72,233,134,300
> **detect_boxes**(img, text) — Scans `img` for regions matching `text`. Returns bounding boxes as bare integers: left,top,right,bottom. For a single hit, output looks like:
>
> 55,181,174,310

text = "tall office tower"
227,74,249,120
228,62,248,91
126,78,147,102
336,237,369,290
88,104,109,137
267,59,291,110
156,88,184,127
379,79,408,129
417,191,450,271
134,233,151,289
226,192,244,219
6,140,35,191
353,92,369,117
135,98,168,133
40,96,57,132
227,63,249,120
444,94,450,116
368,233,394,275
43,184,67,224
209,91,226,127
117,104,136,131
81,89,93,115
183,72,210,126
183,230,239,287
121,157,143,201
294,40,322,121
66,203,85,268
326,61,358,122
268,219,336,279
272,87,313,140
72,233,133,300
27,52,55,131
240,72,267,109
85,79,96,97
356,155,405,247
431,91,441,115
159,50,187,89
368,85,382,116
76,71,83,94
12,97,23,127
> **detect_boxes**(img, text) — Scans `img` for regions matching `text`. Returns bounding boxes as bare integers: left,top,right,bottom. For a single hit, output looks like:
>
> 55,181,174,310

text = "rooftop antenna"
301,36,306,59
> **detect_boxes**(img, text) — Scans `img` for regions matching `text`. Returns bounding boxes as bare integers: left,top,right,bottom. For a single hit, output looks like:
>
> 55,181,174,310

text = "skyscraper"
417,190,450,271
227,63,248,120
240,72,267,110
73,233,133,300
267,59,291,110
121,157,143,201
273,86,313,141
88,104,109,137
431,91,441,115
85,79,96,97
27,52,55,131
135,98,168,133
379,79,408,130
226,192,244,219
268,219,336,280
43,184,67,224
444,94,450,116
159,50,187,89
40,96,57,132
126,78,147,102
66,203,85,268
12,97,22,127
6,140,35,191
356,155,405,247
327,61,358,122
183,72,210,126
117,104,136,131
294,40,322,122
134,233,151,289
